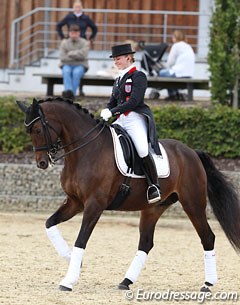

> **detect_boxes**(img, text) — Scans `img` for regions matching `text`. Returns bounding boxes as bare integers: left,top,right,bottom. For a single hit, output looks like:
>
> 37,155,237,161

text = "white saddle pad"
110,127,170,178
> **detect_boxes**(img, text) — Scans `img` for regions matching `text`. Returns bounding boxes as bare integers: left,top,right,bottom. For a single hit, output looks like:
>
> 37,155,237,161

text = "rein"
27,105,106,165
53,123,105,162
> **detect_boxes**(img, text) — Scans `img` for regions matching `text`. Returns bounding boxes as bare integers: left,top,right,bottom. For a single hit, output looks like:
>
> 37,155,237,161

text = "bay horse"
17,97,240,292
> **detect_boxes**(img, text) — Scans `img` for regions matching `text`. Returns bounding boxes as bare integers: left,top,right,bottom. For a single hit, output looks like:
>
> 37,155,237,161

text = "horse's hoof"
118,283,130,290
59,285,72,292
118,278,132,290
200,285,211,293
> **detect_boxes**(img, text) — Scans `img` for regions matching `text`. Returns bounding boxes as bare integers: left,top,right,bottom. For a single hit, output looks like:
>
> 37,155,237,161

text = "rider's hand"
100,108,112,121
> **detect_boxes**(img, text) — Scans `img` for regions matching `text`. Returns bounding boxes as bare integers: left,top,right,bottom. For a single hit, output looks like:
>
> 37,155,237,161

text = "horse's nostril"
38,160,47,169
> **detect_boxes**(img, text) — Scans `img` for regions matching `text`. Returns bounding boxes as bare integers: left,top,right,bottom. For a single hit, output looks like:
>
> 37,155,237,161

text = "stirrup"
147,185,161,204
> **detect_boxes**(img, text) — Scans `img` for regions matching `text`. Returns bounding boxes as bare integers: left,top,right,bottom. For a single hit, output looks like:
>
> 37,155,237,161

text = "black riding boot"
142,154,161,204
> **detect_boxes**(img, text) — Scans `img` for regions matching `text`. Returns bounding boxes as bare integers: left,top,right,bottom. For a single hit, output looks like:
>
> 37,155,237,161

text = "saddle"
107,125,170,210
112,124,143,175
111,124,170,178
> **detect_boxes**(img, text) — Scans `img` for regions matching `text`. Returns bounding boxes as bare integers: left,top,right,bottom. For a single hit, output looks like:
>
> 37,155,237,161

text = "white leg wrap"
46,226,71,261
59,247,84,290
125,250,148,283
204,250,218,285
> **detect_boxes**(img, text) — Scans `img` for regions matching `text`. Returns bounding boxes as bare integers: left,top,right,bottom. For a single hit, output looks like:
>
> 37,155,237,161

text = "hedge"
0,96,31,153
0,96,240,157
152,104,240,157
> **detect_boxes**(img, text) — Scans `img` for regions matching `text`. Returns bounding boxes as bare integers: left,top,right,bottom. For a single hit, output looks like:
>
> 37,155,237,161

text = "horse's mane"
37,96,97,121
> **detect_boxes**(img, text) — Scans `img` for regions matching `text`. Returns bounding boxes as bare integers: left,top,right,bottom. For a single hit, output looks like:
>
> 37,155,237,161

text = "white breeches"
114,112,149,158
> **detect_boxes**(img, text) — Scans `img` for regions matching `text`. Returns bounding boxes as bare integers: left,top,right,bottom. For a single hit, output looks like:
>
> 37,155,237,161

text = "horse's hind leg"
180,192,217,291
45,196,83,261
119,205,169,290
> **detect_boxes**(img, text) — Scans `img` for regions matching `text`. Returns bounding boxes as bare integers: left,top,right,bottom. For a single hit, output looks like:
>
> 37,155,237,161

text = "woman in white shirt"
159,30,195,100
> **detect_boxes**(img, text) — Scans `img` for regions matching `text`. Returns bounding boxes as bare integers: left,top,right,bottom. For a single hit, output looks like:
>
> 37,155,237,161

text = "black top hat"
109,43,135,58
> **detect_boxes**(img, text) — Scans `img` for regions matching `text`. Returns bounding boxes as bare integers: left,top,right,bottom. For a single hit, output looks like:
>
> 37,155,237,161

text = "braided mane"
38,96,96,120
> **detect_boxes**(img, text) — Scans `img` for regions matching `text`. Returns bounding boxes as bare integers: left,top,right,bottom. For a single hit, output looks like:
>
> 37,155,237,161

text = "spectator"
59,24,89,99
159,30,195,100
56,0,97,44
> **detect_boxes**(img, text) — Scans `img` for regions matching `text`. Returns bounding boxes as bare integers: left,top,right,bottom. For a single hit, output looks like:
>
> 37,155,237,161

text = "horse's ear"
32,98,40,112
16,100,28,113
33,98,38,105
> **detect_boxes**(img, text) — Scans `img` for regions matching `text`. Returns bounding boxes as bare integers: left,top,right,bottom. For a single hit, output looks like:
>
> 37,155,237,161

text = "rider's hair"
126,54,135,63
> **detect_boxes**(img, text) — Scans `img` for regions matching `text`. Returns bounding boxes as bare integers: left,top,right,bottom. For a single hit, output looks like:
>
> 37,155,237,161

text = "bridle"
25,105,105,165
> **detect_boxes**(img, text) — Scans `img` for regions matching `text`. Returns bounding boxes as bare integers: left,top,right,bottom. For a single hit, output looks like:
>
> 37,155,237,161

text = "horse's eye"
34,128,42,134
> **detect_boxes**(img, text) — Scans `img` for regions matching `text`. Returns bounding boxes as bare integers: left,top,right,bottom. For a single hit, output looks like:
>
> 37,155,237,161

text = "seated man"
159,30,195,100
59,24,89,98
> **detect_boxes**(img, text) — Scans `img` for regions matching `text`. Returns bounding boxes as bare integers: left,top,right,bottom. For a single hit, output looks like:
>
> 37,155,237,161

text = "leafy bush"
208,0,240,106
0,96,31,153
152,104,240,157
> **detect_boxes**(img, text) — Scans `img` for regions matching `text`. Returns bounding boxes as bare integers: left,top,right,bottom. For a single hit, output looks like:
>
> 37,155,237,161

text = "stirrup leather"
147,185,161,204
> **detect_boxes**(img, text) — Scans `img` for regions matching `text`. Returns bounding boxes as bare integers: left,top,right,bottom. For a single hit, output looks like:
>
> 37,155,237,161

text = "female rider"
100,43,161,204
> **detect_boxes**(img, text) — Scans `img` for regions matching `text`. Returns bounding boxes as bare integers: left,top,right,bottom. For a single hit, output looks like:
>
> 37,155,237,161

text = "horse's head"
17,98,61,169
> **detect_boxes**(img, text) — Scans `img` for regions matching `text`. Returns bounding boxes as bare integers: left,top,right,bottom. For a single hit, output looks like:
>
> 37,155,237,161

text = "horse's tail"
195,150,240,252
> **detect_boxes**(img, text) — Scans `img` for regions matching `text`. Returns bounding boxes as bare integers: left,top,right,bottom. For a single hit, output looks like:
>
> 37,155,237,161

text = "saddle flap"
110,126,170,178
112,124,142,175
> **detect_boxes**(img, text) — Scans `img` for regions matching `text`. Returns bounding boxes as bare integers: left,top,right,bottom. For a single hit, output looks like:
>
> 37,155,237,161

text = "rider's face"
113,55,131,70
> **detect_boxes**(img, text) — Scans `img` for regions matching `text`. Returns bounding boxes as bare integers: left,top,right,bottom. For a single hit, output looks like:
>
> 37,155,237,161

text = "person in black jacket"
56,1,97,42
100,44,161,204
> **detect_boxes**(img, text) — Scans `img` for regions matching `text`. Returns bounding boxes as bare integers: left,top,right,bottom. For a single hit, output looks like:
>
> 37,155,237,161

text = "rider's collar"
118,64,136,80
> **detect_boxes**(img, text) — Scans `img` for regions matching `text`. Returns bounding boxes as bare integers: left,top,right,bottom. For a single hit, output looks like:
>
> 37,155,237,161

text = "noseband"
25,105,105,164
25,106,61,158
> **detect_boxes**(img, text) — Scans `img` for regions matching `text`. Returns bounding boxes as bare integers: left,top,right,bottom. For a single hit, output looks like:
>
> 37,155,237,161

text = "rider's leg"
141,153,161,203
118,112,161,204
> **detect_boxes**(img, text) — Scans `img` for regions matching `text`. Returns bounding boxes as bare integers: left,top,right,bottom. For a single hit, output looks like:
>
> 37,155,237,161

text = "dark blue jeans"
62,65,85,96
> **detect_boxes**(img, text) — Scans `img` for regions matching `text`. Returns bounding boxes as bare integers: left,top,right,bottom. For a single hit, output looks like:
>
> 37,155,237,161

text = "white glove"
100,108,112,121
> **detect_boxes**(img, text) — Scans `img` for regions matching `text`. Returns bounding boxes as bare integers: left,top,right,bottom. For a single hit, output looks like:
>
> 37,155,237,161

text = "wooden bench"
34,73,209,101
34,73,115,96
147,77,209,100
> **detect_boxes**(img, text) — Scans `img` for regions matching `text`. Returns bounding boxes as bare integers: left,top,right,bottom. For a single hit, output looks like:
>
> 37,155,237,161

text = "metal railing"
10,8,211,68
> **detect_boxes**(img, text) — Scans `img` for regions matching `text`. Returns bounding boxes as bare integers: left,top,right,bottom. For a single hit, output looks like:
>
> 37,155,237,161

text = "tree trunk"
232,77,239,109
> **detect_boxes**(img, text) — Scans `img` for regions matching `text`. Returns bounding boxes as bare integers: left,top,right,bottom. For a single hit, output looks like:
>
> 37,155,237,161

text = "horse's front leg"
59,201,103,291
45,196,83,261
119,206,169,290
